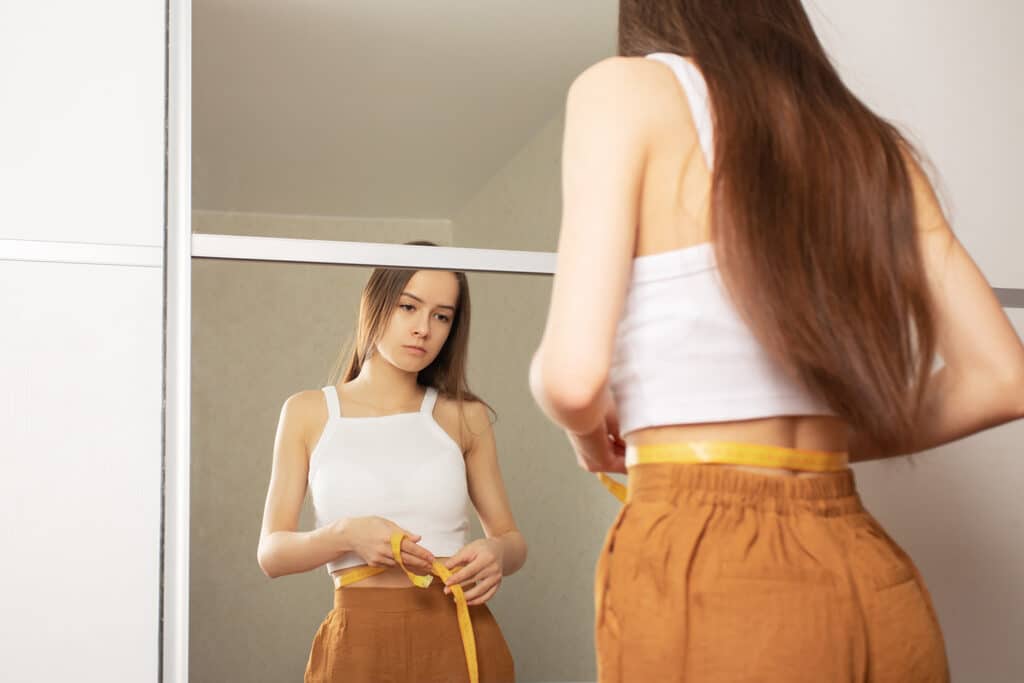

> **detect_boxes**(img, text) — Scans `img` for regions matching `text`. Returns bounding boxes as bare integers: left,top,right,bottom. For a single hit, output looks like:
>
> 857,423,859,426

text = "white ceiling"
193,0,617,219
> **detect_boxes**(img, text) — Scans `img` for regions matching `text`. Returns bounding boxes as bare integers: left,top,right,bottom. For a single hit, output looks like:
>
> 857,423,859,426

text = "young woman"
258,251,524,683
530,2,1024,682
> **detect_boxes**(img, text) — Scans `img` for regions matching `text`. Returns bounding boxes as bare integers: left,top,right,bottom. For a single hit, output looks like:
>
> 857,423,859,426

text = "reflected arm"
464,401,527,577
256,391,354,578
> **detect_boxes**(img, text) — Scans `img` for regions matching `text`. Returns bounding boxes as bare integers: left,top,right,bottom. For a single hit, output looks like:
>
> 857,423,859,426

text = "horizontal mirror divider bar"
191,233,557,275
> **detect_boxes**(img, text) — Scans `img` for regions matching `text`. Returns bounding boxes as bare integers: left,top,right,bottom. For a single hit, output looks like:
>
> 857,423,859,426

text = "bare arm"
443,401,527,604
256,391,350,578
530,58,662,435
464,402,527,576
851,160,1024,461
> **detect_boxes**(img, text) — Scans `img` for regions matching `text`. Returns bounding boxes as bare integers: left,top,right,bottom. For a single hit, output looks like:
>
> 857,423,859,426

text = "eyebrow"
401,292,456,311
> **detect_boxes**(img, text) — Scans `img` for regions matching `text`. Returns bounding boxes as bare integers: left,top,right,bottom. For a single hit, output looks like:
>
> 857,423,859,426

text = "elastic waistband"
626,463,862,517
333,580,452,612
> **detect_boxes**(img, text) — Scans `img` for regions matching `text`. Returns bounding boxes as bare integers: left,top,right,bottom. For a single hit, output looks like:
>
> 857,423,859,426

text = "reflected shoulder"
280,388,328,429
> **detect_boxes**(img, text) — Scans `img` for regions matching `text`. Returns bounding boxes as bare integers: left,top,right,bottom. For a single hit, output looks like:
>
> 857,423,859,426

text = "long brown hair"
328,241,495,441
619,1,937,450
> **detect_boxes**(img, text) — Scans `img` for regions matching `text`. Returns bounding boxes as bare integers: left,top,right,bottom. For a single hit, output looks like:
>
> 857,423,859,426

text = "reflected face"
375,270,460,372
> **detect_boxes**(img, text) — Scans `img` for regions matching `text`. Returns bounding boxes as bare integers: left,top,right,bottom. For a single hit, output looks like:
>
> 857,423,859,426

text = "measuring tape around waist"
597,441,850,503
334,532,479,683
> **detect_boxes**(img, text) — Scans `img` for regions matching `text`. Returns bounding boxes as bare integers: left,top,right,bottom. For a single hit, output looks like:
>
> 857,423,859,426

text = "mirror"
191,257,621,682
192,1,617,251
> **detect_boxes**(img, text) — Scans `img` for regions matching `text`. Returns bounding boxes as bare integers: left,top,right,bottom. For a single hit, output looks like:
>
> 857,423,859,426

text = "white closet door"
0,1,165,247
0,261,162,682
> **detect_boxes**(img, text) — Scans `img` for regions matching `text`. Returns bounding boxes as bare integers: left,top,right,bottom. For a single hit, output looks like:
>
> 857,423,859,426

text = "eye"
399,303,415,312
435,313,452,323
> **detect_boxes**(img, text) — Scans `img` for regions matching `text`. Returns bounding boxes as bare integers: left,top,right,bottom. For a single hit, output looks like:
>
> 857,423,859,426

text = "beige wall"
454,114,564,252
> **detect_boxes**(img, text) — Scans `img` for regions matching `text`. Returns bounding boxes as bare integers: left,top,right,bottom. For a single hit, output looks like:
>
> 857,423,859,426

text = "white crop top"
307,385,470,574
608,53,834,436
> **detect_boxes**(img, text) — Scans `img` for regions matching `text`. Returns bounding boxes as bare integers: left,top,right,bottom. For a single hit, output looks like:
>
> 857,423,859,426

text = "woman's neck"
346,353,422,408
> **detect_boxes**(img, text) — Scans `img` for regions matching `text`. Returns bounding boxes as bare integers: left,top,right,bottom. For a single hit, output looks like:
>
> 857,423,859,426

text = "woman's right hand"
334,516,436,573
566,397,627,474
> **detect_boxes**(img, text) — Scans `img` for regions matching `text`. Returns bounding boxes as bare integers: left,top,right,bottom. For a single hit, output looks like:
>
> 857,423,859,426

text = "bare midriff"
625,414,849,479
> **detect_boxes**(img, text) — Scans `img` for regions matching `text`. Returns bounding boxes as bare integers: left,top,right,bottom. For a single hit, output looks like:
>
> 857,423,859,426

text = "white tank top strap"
322,385,341,419
645,52,715,167
419,386,439,415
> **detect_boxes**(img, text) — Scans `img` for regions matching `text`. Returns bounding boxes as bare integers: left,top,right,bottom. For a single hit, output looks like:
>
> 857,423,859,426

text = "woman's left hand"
443,538,505,605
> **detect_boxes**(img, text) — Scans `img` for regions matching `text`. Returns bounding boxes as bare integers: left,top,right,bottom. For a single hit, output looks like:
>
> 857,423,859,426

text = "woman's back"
619,53,850,462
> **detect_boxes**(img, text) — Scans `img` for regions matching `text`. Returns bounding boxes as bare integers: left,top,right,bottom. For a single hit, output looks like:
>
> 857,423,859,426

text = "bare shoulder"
279,388,328,434
460,398,493,432
569,56,681,111
434,394,493,453
571,56,675,94
567,56,694,147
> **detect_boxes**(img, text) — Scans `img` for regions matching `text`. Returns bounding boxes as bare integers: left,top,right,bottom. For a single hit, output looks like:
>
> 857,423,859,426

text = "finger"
446,558,487,589
467,583,499,606
401,538,435,565
444,547,476,570
608,453,628,475
401,552,433,573
374,553,396,568
606,411,621,439
393,526,422,543
463,576,499,604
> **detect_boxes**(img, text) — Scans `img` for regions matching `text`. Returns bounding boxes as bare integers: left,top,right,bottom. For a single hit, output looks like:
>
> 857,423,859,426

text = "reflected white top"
307,385,469,573
608,54,834,436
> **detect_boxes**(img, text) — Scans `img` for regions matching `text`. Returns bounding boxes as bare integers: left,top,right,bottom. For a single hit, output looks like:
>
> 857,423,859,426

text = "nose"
413,311,430,338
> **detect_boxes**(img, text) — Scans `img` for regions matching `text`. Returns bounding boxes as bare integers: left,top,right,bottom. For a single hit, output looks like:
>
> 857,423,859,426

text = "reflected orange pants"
595,464,950,682
305,582,515,683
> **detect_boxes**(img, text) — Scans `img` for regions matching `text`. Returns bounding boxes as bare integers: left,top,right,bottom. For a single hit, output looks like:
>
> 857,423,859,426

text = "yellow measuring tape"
334,532,479,683
597,441,850,503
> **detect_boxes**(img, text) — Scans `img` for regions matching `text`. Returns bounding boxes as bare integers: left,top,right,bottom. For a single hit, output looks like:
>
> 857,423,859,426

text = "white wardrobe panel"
0,260,161,683
810,0,1024,288
854,308,1024,683
0,1,165,246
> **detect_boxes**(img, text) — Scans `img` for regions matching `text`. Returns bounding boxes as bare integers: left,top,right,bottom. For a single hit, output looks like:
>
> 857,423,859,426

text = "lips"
403,345,427,354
